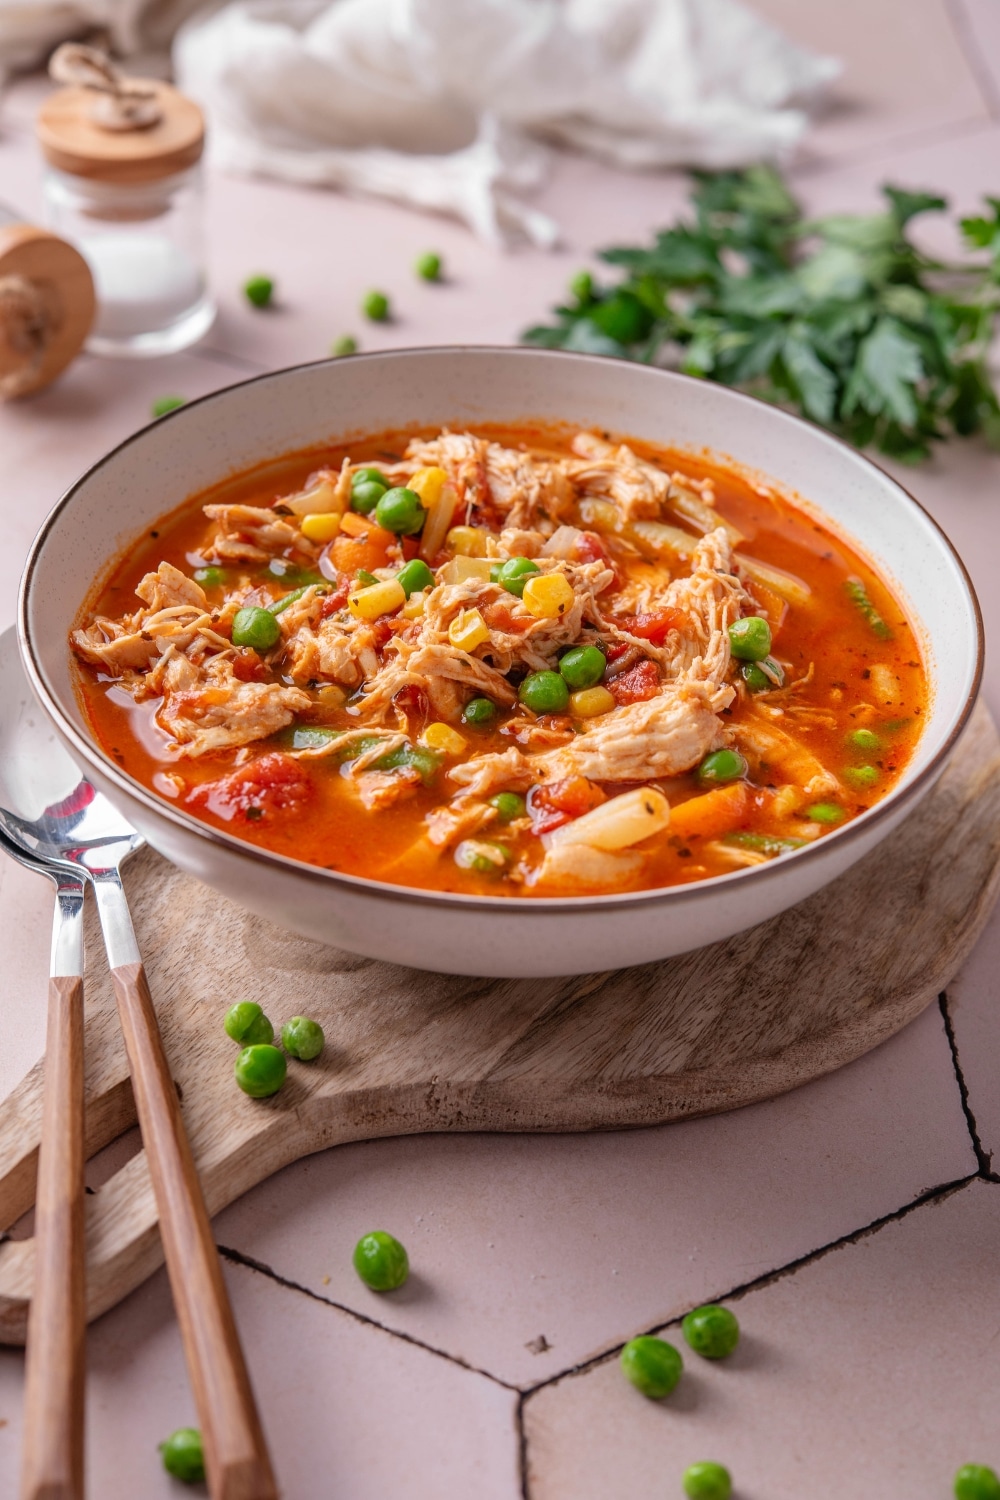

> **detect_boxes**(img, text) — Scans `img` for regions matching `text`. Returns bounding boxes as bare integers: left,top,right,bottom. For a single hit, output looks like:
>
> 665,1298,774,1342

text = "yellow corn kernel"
439,556,492,585
422,721,467,756
447,525,490,557
401,589,426,620
408,466,449,506
548,787,670,851
522,571,575,620
315,683,347,709
300,511,342,543
449,607,491,652
348,577,405,621
570,686,615,719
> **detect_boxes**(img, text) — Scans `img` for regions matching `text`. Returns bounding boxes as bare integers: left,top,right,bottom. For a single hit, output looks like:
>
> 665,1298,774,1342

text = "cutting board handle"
110,961,277,1500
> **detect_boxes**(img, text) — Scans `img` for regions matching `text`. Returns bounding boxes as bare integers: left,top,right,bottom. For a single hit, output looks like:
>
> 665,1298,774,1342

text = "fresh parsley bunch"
523,166,1000,462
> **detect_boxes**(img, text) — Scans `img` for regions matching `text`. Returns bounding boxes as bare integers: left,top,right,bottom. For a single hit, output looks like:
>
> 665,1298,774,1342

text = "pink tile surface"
1,1,1000,1486
524,1178,1000,1499
0,1258,521,1499
214,1001,974,1388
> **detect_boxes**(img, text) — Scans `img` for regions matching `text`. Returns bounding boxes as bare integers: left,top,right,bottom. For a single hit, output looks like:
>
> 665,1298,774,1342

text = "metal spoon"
0,821,86,1500
0,628,277,1500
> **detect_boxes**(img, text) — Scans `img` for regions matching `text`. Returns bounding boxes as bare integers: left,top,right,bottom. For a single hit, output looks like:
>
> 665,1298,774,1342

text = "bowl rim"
18,344,985,916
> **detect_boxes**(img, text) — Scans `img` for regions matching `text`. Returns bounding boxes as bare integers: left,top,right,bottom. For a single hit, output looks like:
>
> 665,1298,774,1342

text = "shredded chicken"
202,504,318,563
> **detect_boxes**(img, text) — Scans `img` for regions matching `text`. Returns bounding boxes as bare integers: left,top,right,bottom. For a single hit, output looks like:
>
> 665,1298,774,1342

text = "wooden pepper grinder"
0,205,95,399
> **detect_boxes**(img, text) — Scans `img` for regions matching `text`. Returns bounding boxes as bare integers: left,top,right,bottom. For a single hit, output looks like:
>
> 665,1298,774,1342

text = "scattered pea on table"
151,395,186,418
620,1335,683,1399
415,251,443,281
353,1231,409,1291
955,1465,1000,1500
281,1016,325,1061
362,290,390,322
234,1044,287,1098
224,1000,274,1046
682,1461,732,1500
243,274,274,308
159,1428,205,1484
681,1304,740,1359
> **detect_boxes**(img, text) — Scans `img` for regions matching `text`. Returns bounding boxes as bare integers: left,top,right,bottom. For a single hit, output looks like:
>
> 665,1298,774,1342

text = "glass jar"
37,78,216,358
43,166,214,357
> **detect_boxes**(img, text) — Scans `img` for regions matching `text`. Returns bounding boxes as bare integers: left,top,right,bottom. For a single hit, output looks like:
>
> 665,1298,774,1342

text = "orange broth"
74,423,927,896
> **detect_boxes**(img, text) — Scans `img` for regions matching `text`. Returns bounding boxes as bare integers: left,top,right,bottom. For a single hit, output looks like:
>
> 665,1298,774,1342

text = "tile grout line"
216,1240,523,1393
788,113,997,185
516,1170,981,1403
516,1392,530,1500
942,0,1000,120
938,990,997,1178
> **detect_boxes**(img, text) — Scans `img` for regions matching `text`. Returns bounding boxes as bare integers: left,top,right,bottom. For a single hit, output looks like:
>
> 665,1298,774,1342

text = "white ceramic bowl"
19,348,982,976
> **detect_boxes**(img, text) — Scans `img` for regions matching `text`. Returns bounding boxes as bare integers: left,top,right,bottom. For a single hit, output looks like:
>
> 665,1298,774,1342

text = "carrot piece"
330,520,395,575
669,781,750,842
339,511,380,538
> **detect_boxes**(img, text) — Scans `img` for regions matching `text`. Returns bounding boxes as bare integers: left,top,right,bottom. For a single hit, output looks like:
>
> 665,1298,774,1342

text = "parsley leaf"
523,168,1000,462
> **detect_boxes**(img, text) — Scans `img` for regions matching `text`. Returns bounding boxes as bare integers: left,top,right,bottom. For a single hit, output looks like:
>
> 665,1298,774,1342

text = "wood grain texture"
20,977,85,1500
110,964,276,1500
0,225,95,398
0,700,998,1342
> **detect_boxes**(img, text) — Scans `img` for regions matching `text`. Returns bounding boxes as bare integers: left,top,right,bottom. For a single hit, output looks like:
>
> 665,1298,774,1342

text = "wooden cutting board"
0,700,998,1343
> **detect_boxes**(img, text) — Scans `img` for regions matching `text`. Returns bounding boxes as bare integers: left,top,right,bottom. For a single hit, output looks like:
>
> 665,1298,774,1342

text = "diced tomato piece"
231,647,270,683
609,659,660,705
482,599,529,634
619,609,684,645
575,531,609,565
528,775,606,834
605,640,631,663
400,536,420,561
187,752,313,822
370,620,394,651
317,576,350,617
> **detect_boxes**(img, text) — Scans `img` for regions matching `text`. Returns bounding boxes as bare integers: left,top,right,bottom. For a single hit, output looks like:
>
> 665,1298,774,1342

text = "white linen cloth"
0,0,839,245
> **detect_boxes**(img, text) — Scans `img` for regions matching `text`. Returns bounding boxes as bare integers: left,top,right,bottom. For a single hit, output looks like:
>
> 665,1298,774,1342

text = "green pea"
558,645,606,691
281,1016,325,1061
742,657,784,693
454,841,510,875
845,765,880,788
956,1465,1000,1500
244,274,274,308
159,1428,205,1484
491,556,541,597
397,558,434,598
351,480,386,514
234,1044,287,1098
331,335,358,357
681,1304,740,1359
362,290,390,322
847,727,881,754
696,750,747,788
231,606,281,652
519,670,570,714
463,697,497,726
683,1462,732,1500
152,395,186,418
415,251,442,281
620,1336,683,1399
353,466,387,490
375,487,427,536
353,1230,409,1291
805,802,844,824
728,615,772,661
569,270,594,304
224,1001,274,1047
193,566,226,587
490,791,526,822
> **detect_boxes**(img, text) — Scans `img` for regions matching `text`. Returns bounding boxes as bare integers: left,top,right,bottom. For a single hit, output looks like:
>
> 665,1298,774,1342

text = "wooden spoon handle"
110,962,276,1500
21,975,86,1500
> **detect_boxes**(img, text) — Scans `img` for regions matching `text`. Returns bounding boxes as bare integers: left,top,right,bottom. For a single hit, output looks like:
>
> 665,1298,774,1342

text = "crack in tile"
939,990,997,1179
216,1241,522,1392
517,1171,980,1402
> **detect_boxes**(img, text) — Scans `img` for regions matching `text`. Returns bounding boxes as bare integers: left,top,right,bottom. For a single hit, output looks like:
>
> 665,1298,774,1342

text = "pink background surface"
2,2,1000,1493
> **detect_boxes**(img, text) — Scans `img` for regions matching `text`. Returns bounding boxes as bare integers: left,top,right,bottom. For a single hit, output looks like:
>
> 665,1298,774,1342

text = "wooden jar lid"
0,223,95,398
37,82,205,186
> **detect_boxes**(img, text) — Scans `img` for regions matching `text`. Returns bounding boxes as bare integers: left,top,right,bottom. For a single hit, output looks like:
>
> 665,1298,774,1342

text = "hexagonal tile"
524,1178,1000,1499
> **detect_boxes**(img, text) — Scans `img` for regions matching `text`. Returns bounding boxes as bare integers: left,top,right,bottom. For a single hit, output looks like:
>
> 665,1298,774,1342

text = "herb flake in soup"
71,424,927,897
